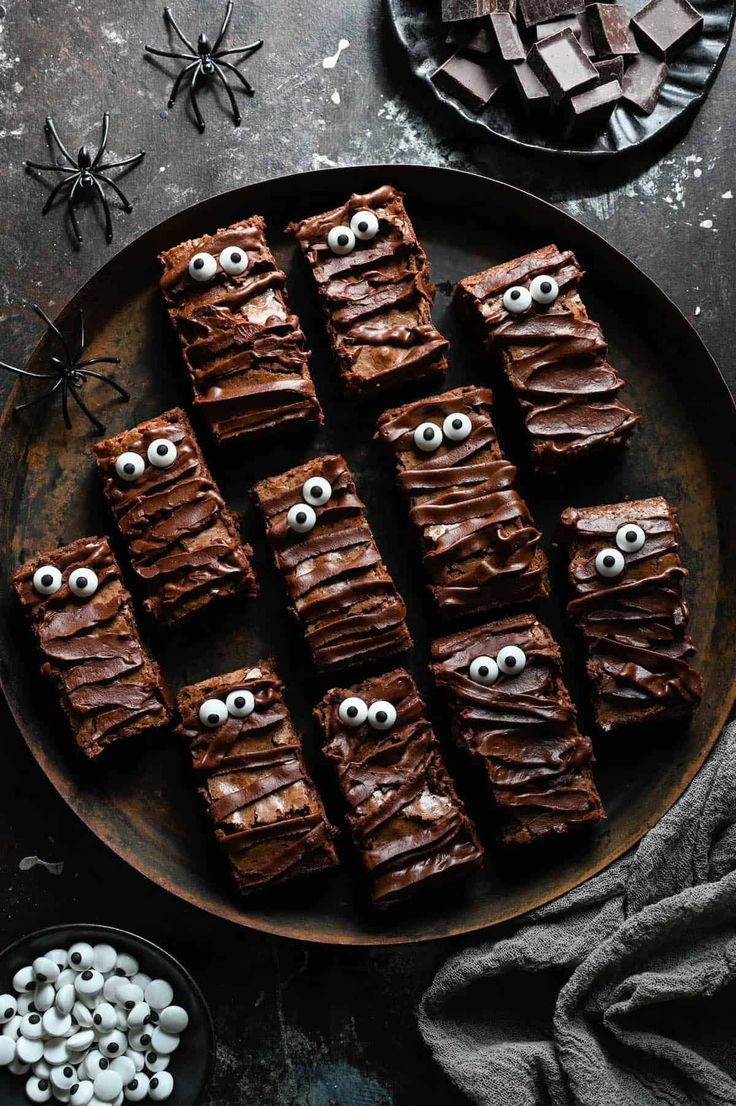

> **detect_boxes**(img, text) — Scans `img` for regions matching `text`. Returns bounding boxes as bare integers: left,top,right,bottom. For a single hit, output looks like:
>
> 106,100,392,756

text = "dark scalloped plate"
386,0,735,157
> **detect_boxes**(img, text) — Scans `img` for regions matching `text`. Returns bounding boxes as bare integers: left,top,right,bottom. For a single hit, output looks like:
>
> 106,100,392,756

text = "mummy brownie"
375,385,548,616
287,185,449,397
558,496,702,730
454,244,639,473
432,614,604,845
12,536,171,760
94,407,257,625
314,669,483,907
175,661,338,895
251,454,412,672
158,216,323,445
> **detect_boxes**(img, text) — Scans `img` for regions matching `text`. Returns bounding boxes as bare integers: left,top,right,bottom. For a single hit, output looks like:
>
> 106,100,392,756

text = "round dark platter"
386,0,736,157
1,164,735,945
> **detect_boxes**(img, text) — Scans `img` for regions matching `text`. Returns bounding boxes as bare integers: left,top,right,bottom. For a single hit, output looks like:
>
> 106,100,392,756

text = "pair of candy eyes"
198,690,255,727
469,646,526,686
114,439,178,482
414,412,472,453
594,523,646,579
32,566,98,598
338,697,397,730
502,275,560,315
286,476,333,534
188,246,249,283
326,210,380,256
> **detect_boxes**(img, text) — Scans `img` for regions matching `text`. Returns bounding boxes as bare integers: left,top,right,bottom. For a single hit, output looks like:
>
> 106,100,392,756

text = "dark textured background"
0,2,733,1103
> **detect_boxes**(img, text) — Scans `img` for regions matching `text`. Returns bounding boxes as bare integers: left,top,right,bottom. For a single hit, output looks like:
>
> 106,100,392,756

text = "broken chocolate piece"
511,58,552,114
576,13,596,56
565,79,621,135
527,28,598,103
442,0,494,20
594,56,625,85
587,3,639,57
622,52,668,113
431,52,508,111
488,12,527,61
631,0,703,60
519,0,584,28
533,15,581,39
446,23,495,55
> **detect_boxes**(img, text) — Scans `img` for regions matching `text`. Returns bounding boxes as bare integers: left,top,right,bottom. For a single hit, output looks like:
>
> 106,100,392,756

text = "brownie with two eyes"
287,185,449,398
251,454,412,673
375,385,548,618
12,536,172,760
454,244,638,474
314,669,483,907
159,216,322,445
175,661,338,895
558,496,702,731
94,407,257,625
432,614,604,846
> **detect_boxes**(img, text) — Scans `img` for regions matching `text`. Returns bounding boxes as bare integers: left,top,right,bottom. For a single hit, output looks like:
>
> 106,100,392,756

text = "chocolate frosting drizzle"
288,185,449,396
13,536,170,758
95,408,256,624
252,454,411,672
455,244,638,470
176,663,336,893
376,385,547,614
159,217,322,444
560,498,702,724
317,669,482,906
431,614,603,844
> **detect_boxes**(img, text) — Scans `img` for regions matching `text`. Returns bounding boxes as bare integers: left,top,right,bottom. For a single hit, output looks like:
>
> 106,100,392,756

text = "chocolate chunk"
445,23,495,55
533,15,581,39
594,56,625,85
622,51,668,113
519,0,584,28
441,0,493,21
576,14,596,56
511,59,552,113
527,28,598,103
632,0,702,59
565,78,621,134
488,12,526,60
586,3,639,57
431,52,508,111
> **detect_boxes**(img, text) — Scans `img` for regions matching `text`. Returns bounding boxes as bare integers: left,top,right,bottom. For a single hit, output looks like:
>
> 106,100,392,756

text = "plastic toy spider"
25,113,145,245
145,2,263,133
0,303,129,434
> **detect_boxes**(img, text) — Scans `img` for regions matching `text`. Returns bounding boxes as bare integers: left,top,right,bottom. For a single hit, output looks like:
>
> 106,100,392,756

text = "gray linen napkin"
419,721,736,1106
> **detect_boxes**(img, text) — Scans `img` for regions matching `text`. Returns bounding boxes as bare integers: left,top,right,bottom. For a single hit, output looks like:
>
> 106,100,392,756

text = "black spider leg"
66,376,106,433
43,116,79,169
14,378,65,413
66,178,83,243
189,65,206,133
37,173,77,216
91,177,114,243
164,61,199,109
31,302,72,363
211,62,242,124
90,112,110,170
72,309,129,401
217,59,255,97
212,1,234,52
215,40,263,59
164,5,197,53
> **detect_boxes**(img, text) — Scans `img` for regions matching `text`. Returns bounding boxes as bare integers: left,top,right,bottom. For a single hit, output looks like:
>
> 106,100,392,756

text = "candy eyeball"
497,645,526,677
114,452,145,482
469,655,499,686
367,700,397,731
414,422,442,452
529,274,559,305
148,1070,174,1100
123,1072,149,1101
32,958,60,985
302,476,332,506
146,439,177,469
442,412,472,442
337,697,368,728
225,689,255,719
286,503,317,533
219,245,249,276
68,944,94,972
68,568,99,599
188,252,217,282
32,566,62,597
350,210,379,241
615,523,645,553
595,548,625,578
0,994,17,1023
327,225,355,256
502,286,532,314
198,699,228,729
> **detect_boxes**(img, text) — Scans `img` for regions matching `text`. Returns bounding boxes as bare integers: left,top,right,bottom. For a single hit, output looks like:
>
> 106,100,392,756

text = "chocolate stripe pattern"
431,614,604,845
288,185,449,397
251,454,412,672
94,407,257,625
314,669,483,907
159,216,322,445
13,536,171,759
175,661,337,894
454,243,638,473
376,384,548,616
559,496,702,731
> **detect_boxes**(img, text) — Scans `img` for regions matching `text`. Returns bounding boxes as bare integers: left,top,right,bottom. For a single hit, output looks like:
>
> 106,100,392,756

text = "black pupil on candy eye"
234,696,245,709
478,666,489,677
129,1082,138,1091
296,511,306,524
30,1014,40,1024
109,1043,119,1053
506,657,517,668
347,706,358,718
510,289,521,300
39,1081,49,1091
452,419,462,429
626,531,637,543
76,577,87,590
124,462,135,474
64,1067,72,1076
94,1015,101,1024
207,713,219,725
4,1008,12,1018
71,954,80,964
151,1078,159,1089
156,444,168,456
310,487,322,499
423,427,434,440
540,281,551,294
337,234,349,246
82,971,92,980
375,710,387,724
193,258,204,269
358,221,368,233
230,251,241,263
41,574,53,587
100,1058,108,1068
71,1087,78,1095
603,555,615,568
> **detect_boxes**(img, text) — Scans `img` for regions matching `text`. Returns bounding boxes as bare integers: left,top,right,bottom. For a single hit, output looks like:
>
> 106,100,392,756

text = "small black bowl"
0,924,215,1105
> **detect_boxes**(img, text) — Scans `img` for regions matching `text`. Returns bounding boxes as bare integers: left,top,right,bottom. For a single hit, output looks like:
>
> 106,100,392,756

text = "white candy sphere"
92,1003,116,1032
57,969,76,989
17,994,35,1015
144,1051,169,1072
34,982,56,1012
32,957,60,985
67,1029,95,1053
44,949,68,971
109,1056,136,1085
92,945,118,975
158,1006,188,1035
122,1072,149,1102
56,983,76,1015
51,1063,78,1090
115,1008,128,1031
115,983,143,1011
94,1069,123,1102
20,1012,44,1039
126,1003,149,1030
33,1059,51,1077
98,1029,127,1058
124,1049,144,1072
102,978,120,1004
70,1082,95,1106
143,981,173,1012
68,944,94,972
17,1035,44,1064
3,1014,22,1039
130,975,151,993
43,1037,71,1065
42,1008,72,1038
84,1051,110,1079
75,970,103,997
25,1074,53,1103
8,1056,30,1075
72,1002,93,1028
150,1028,178,1056
126,1027,152,1053
0,1034,16,1065
0,993,17,1023
113,955,138,979
148,1070,174,1101
13,966,36,993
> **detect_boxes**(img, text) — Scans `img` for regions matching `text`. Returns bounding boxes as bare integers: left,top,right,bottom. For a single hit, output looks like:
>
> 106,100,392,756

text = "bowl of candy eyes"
0,925,214,1105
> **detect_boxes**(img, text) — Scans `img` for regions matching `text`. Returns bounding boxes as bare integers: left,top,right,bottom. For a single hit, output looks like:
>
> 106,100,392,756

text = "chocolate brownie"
558,497,702,730
375,385,548,617
13,535,171,759
94,407,257,625
175,661,338,895
287,185,449,397
314,669,483,906
431,614,604,845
